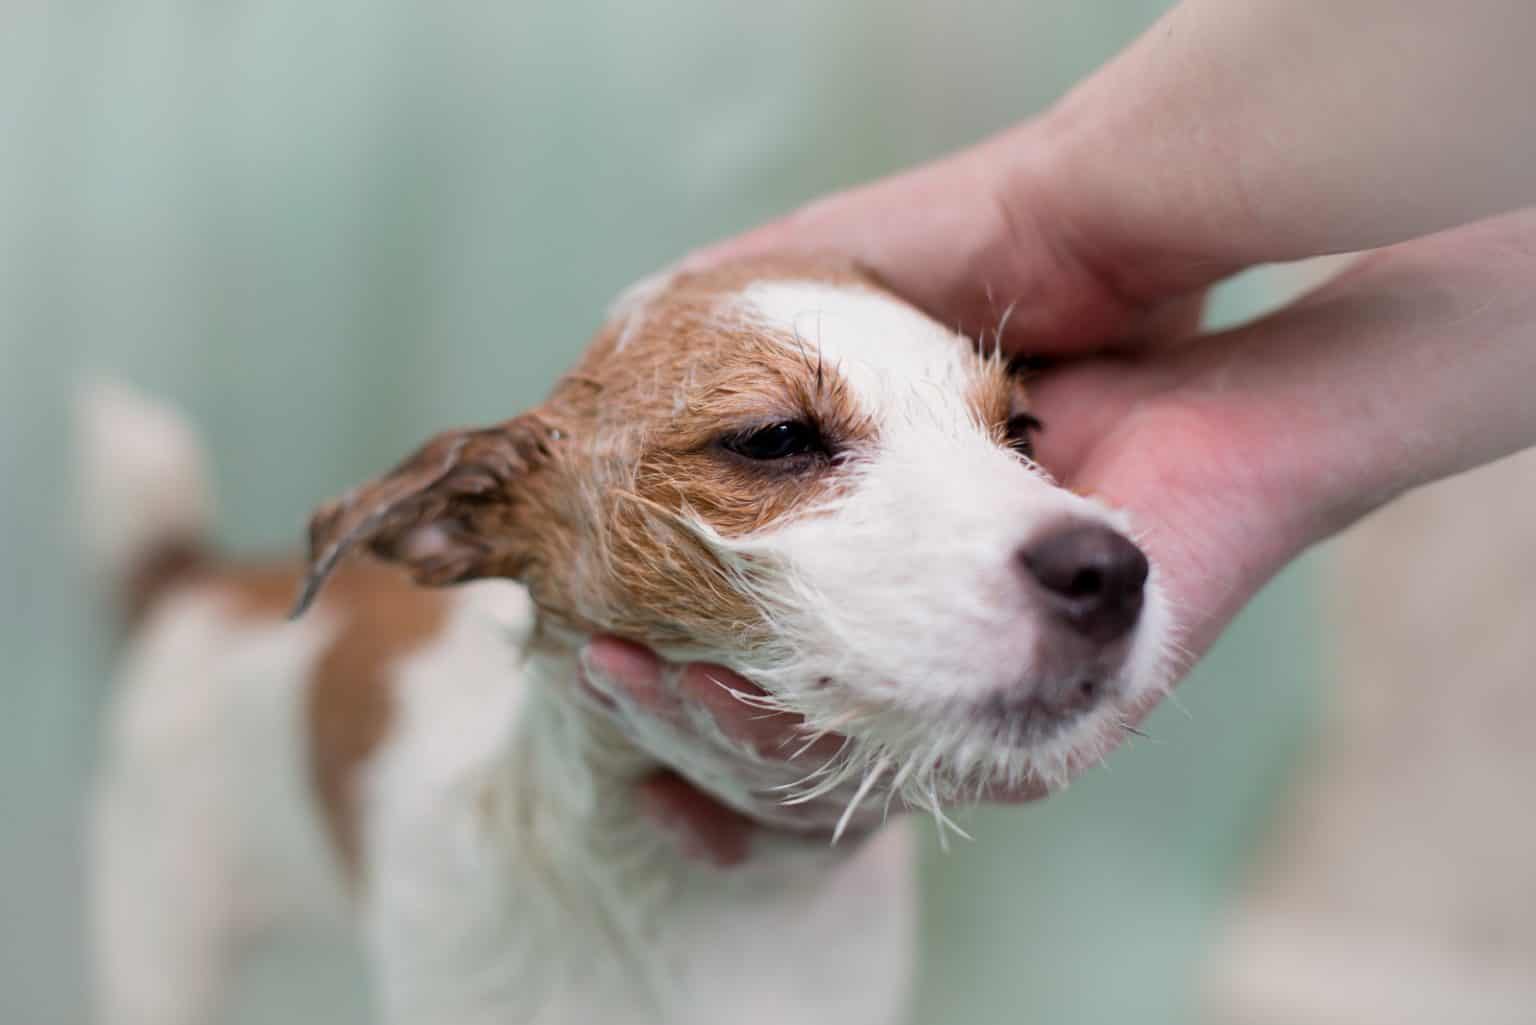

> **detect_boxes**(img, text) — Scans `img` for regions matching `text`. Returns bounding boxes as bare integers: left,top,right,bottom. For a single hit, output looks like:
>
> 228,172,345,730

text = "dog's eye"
1004,412,1043,459
722,421,827,462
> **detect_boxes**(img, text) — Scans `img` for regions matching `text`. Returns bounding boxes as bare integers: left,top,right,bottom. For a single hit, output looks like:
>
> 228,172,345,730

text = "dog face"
301,257,1171,820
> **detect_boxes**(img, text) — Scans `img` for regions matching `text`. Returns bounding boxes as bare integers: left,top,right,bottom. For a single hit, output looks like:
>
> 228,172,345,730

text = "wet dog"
85,257,1170,1025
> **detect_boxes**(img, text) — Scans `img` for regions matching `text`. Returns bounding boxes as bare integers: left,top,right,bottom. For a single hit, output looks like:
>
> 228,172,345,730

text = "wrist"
1024,93,1247,315
1181,213,1536,560
944,113,1223,352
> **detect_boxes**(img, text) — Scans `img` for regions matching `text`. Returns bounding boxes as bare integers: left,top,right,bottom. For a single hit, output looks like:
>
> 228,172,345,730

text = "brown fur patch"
296,419,558,614
971,370,1033,449
525,259,891,649
212,559,448,879
121,538,210,632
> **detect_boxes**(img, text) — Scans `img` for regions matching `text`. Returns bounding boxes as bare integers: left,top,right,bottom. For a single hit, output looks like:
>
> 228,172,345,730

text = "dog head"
300,256,1171,825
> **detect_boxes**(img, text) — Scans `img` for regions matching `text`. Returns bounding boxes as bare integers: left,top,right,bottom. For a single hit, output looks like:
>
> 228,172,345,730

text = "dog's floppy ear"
292,416,552,617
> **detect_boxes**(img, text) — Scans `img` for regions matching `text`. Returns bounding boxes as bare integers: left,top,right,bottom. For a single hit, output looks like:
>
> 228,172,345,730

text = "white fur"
77,378,213,587
92,590,347,1025
94,576,912,1025
699,281,1173,820
735,280,986,427
89,278,1172,1025
362,587,914,1025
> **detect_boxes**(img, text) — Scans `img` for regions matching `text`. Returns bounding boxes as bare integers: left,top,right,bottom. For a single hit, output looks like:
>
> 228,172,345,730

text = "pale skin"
582,0,1536,864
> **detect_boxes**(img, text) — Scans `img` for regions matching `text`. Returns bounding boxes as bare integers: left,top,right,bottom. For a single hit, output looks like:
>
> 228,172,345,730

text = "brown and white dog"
83,258,1172,1025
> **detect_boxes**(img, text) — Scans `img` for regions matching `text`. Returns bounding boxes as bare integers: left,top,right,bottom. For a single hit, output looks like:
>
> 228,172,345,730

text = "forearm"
1199,210,1536,544
1030,0,1536,302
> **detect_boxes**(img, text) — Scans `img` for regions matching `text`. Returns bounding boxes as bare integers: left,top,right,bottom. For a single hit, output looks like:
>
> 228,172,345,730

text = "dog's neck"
435,626,905,1021
468,639,852,985
503,642,657,832
497,621,856,860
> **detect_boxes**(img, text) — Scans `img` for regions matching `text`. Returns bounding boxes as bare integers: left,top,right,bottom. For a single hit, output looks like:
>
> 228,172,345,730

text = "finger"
579,636,681,721
1132,290,1208,348
675,663,847,764
636,770,755,867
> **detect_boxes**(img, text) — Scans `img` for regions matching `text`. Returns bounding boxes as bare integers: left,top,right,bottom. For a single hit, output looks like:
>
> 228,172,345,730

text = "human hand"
581,109,1233,862
595,210,1536,863
598,0,1536,862
683,117,1211,357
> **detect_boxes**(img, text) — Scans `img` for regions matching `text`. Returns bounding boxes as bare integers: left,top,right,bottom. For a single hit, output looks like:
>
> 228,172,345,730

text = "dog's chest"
354,586,918,1025
366,817,918,1025
661,825,918,1025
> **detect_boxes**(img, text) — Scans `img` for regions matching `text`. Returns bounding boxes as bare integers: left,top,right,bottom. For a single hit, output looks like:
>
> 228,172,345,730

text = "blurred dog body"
83,260,1170,1025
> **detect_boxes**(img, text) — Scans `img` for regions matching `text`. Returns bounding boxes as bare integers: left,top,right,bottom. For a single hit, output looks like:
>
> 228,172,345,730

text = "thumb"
685,128,1201,356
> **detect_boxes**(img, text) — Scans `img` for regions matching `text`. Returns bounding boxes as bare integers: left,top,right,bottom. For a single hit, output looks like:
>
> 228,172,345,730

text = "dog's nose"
1018,524,1148,643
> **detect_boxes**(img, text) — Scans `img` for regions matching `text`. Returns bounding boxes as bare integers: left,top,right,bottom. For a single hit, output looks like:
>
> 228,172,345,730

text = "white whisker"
832,756,888,845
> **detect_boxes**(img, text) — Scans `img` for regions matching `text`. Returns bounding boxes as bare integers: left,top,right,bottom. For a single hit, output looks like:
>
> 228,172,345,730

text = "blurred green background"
0,2,1317,1022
